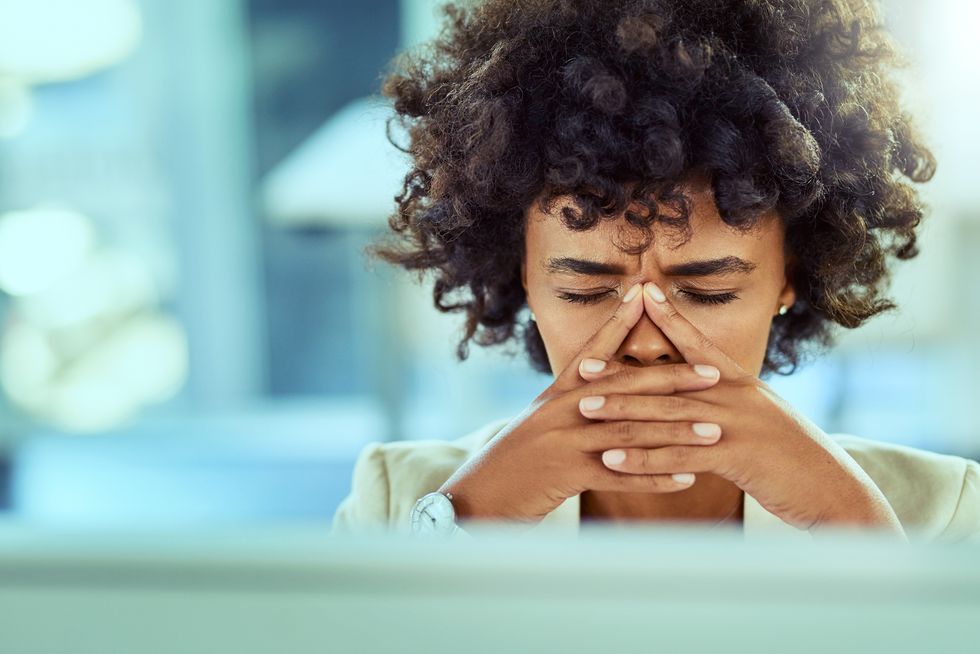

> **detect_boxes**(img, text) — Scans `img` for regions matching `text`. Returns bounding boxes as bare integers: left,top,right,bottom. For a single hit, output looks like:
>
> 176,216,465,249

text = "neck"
580,473,744,525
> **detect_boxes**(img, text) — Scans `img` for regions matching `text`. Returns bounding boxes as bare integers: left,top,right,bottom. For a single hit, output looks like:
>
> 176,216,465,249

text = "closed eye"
555,290,615,305
678,290,739,305
555,289,739,306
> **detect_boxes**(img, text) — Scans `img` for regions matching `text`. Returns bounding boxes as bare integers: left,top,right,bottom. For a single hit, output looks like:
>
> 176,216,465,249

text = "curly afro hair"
366,0,936,378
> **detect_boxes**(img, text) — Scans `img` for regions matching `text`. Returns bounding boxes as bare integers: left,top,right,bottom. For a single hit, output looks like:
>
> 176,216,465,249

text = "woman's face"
521,177,796,376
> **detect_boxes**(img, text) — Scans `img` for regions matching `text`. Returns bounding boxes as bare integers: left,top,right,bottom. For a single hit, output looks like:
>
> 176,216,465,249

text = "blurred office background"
0,0,976,528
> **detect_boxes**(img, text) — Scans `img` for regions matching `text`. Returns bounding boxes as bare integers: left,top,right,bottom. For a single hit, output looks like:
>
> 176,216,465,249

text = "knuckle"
661,394,686,418
613,365,636,388
663,304,683,322
612,420,636,444
668,445,692,466
602,393,623,415
695,331,716,352
677,421,697,442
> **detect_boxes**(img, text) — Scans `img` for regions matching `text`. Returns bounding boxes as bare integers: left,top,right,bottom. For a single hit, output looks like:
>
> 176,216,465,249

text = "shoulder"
830,432,980,543
328,415,512,535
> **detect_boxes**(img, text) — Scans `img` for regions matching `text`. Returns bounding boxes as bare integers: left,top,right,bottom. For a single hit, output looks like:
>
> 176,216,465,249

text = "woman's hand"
575,281,906,538
437,283,725,529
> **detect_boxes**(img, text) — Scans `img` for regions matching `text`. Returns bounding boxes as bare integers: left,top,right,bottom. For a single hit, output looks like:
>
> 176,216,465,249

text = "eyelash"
556,289,739,306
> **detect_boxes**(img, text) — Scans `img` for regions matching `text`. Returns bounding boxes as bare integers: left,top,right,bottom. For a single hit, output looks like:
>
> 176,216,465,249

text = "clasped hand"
569,281,906,538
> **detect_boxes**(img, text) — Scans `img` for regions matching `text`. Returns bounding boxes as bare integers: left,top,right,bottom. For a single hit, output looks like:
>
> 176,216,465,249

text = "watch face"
411,492,456,535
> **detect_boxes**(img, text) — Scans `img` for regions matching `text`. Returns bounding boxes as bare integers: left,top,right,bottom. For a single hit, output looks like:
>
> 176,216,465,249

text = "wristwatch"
410,491,473,538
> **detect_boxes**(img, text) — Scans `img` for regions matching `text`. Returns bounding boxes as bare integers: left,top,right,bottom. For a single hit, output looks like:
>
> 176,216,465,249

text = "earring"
529,309,537,322
777,304,789,316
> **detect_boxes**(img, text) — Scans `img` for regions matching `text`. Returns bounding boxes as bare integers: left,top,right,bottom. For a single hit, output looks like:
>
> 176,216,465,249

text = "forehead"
524,181,784,270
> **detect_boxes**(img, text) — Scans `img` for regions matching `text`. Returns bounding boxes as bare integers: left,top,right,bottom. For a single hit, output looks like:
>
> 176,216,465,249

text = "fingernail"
622,283,641,303
580,358,607,374
580,395,606,411
645,283,666,302
692,423,721,438
672,473,695,484
603,449,626,465
694,364,719,379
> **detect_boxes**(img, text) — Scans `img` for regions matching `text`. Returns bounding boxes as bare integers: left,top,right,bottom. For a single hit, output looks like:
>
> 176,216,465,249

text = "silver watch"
410,491,463,537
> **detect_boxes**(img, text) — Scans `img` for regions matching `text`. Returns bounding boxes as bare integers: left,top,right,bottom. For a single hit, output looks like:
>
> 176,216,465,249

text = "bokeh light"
0,0,142,83
0,206,95,297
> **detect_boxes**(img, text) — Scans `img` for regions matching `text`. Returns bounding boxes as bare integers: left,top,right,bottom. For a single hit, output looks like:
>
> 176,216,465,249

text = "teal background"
0,0,976,528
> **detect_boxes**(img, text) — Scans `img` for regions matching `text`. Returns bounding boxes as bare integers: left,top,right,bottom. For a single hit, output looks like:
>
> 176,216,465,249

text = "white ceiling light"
0,0,142,84
0,206,96,296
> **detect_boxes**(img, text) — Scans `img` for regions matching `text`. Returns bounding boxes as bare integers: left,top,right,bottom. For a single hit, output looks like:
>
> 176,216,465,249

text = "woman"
331,0,979,541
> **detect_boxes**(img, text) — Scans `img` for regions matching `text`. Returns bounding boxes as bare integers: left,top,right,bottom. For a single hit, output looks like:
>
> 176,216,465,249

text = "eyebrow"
545,255,757,277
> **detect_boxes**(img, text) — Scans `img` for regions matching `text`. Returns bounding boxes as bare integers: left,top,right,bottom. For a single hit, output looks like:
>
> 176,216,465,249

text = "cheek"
532,293,775,376
535,299,610,374
689,304,773,371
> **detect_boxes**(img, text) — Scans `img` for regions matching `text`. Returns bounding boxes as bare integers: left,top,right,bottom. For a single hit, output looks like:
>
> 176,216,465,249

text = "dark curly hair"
365,0,936,378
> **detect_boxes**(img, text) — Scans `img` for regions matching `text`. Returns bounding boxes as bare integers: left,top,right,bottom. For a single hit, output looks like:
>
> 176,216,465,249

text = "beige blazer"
330,416,980,542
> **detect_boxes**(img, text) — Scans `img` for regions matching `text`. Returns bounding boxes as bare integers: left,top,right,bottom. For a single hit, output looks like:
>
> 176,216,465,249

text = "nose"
615,311,683,367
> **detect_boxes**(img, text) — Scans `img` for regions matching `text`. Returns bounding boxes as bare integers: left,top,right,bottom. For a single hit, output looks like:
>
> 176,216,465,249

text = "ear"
521,258,528,292
778,282,796,312
777,257,797,313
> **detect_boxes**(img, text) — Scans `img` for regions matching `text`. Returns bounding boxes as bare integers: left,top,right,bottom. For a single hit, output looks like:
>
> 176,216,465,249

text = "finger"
552,282,644,392
578,391,723,427
642,282,749,380
568,419,721,452
586,461,697,493
571,384,713,422
576,363,726,409
578,358,721,391
599,443,719,476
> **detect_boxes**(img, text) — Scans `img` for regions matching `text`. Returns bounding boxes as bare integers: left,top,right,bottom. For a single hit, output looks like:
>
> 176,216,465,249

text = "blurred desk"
0,520,978,654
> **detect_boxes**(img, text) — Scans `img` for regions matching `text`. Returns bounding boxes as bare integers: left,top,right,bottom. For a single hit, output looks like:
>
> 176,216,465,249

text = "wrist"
437,483,475,522
811,493,908,541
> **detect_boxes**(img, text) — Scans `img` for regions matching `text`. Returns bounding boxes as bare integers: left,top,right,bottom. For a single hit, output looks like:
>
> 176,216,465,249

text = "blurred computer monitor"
0,520,977,654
